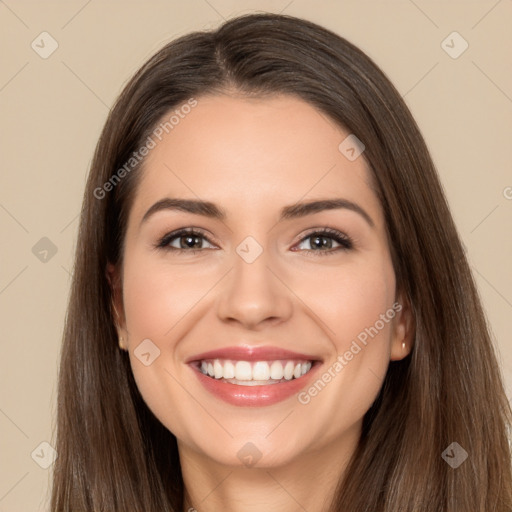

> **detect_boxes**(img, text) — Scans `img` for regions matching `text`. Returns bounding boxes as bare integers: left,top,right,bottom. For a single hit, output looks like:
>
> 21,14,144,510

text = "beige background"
1,0,511,510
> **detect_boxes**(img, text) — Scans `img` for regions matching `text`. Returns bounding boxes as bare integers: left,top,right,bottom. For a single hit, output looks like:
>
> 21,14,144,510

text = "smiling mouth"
193,358,316,386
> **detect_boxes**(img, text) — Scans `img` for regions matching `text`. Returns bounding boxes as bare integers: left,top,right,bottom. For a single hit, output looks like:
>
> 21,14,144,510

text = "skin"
109,93,414,512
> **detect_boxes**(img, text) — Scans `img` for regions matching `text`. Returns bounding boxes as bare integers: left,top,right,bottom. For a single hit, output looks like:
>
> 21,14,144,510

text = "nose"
216,246,293,330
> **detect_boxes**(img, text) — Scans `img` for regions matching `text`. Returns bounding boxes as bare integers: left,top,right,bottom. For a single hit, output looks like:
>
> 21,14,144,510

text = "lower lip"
189,362,322,407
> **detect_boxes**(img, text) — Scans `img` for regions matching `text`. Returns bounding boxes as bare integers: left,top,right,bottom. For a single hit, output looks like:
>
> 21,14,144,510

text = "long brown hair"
50,12,512,511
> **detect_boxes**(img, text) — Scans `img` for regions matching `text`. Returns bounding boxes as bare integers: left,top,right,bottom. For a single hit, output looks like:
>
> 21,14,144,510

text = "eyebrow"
140,197,375,228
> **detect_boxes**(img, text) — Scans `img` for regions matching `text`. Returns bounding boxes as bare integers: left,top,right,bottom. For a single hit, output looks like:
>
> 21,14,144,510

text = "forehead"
130,93,380,225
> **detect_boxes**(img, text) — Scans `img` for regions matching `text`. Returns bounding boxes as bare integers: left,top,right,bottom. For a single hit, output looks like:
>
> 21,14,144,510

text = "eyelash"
155,227,353,256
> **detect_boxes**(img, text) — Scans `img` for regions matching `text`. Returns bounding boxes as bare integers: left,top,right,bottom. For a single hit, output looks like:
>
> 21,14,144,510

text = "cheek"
122,252,215,339
290,251,398,415
333,272,393,346
292,254,396,349
121,251,201,438
292,256,397,433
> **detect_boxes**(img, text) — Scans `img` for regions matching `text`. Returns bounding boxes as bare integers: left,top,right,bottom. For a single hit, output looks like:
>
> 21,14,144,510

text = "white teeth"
283,361,295,380
252,361,270,381
223,361,235,379
222,379,282,386
234,361,252,380
198,358,314,382
270,361,284,380
214,360,223,379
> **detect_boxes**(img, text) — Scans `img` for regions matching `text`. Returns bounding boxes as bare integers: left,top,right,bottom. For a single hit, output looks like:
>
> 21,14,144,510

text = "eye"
293,228,353,255
155,228,216,254
155,227,353,256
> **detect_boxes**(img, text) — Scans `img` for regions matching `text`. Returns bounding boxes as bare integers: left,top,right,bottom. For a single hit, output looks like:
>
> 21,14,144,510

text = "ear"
106,262,127,338
389,290,415,361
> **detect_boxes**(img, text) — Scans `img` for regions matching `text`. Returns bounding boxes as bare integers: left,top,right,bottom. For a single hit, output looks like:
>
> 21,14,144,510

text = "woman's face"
112,93,411,469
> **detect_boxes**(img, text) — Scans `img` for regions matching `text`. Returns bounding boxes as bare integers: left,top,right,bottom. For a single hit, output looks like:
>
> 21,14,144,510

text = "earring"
402,342,406,350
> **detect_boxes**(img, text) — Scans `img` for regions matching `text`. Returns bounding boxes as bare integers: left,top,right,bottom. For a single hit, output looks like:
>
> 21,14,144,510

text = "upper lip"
185,345,323,363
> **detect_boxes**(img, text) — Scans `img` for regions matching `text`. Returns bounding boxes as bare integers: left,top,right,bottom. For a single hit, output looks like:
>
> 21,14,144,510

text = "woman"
50,12,512,512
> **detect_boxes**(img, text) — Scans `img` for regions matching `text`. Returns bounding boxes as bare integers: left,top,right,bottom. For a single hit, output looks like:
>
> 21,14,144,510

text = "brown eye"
156,228,216,253
294,228,353,255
